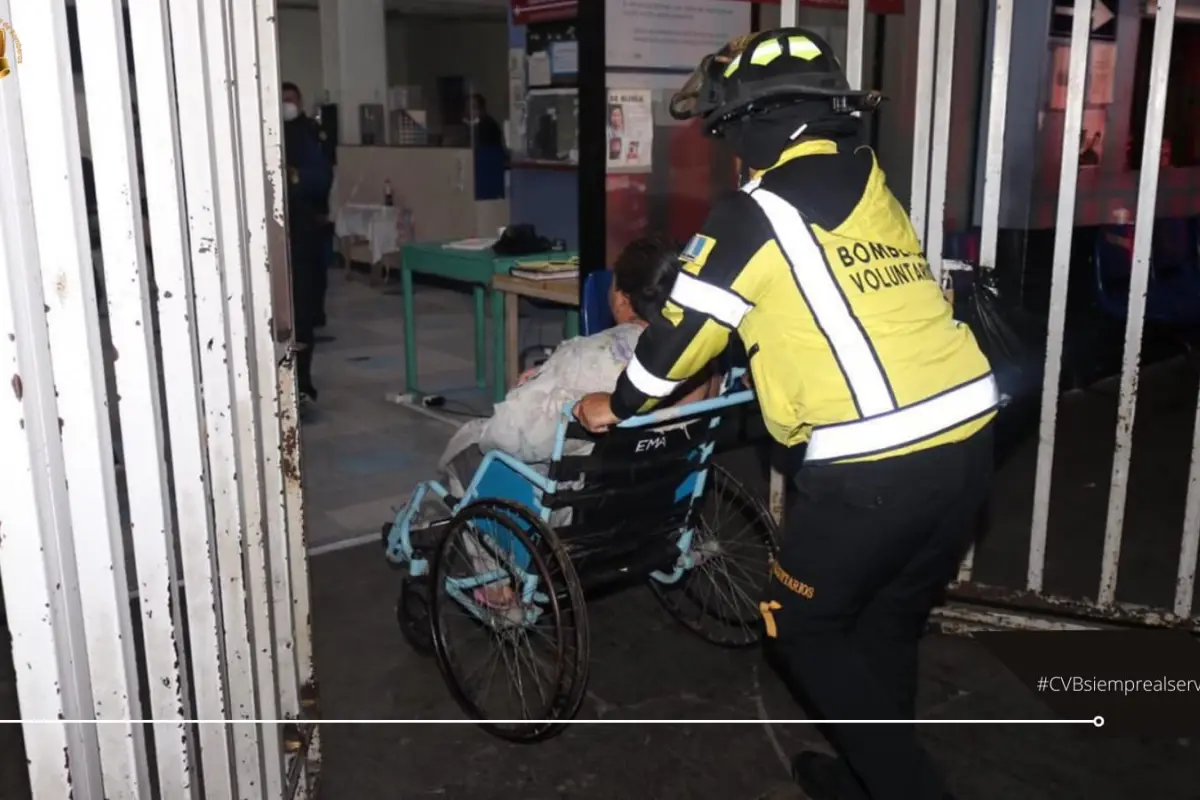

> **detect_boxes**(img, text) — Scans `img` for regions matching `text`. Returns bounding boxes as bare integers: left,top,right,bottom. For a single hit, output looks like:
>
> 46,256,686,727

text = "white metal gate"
0,0,317,797
775,0,1199,631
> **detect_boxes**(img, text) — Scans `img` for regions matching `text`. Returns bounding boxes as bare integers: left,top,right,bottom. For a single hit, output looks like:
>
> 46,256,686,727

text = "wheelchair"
381,370,779,743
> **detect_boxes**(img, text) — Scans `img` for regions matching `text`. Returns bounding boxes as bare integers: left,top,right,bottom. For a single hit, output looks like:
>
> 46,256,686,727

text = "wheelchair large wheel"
649,462,779,647
428,498,590,743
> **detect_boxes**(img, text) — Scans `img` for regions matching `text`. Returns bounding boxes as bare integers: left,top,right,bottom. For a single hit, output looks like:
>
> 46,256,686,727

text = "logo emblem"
0,20,22,80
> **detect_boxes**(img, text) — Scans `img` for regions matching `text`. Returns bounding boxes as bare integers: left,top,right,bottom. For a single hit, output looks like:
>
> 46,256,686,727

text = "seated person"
437,234,722,494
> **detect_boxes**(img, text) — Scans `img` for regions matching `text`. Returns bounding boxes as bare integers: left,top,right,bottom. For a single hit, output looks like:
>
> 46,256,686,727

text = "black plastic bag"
959,267,1046,467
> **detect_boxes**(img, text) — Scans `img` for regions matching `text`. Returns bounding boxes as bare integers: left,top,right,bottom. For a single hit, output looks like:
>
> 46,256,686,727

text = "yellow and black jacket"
609,139,998,465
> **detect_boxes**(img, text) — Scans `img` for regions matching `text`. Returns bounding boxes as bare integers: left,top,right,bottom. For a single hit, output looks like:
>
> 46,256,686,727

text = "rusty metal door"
0,0,318,796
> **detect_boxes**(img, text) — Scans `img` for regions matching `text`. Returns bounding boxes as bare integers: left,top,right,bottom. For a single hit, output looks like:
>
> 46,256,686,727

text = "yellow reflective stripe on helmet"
723,52,743,77
749,39,784,66
788,36,822,61
727,35,822,76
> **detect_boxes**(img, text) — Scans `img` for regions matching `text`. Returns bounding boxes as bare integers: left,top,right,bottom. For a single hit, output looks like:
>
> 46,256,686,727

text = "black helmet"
669,28,881,138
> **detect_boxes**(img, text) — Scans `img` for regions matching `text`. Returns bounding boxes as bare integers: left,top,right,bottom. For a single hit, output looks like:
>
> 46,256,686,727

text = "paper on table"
443,237,499,251
511,269,578,281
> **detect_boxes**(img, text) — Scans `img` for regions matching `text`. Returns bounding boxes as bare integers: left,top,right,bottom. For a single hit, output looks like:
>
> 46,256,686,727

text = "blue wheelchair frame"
384,370,756,625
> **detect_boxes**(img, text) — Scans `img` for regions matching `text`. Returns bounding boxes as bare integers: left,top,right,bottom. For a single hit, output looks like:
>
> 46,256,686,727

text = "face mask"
282,102,300,122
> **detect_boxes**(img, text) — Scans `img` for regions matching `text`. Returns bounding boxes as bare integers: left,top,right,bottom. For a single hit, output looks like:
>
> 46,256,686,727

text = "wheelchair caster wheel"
397,577,434,656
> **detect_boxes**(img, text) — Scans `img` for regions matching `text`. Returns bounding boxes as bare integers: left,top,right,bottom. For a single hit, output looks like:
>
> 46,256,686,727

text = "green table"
399,242,579,403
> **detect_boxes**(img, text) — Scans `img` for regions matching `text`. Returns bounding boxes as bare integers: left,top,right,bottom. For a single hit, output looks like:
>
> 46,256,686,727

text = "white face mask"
282,102,300,122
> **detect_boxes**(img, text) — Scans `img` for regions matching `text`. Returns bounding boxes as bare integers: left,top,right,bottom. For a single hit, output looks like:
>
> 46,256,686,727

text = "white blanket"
437,322,645,492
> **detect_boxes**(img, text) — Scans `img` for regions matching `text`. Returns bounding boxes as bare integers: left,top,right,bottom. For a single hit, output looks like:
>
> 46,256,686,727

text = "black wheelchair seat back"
543,402,735,581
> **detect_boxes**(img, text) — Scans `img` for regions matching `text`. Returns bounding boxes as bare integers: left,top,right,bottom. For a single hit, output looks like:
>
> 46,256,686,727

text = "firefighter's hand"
741,371,754,389
574,392,618,433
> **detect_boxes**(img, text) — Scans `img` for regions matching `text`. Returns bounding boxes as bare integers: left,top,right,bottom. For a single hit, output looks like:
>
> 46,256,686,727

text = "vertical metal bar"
10,2,152,796
924,0,956,282
196,0,266,792
956,0,1014,587
978,0,1013,271
272,0,317,752
769,469,786,527
164,0,255,793
908,0,938,248
282,363,316,790
0,14,103,790
1027,0,1093,594
760,0,792,543
127,0,236,793
75,0,194,794
228,0,287,794
1100,1,1176,607
254,0,304,723
0,241,79,800
1179,404,1200,617
845,0,866,90
780,0,798,28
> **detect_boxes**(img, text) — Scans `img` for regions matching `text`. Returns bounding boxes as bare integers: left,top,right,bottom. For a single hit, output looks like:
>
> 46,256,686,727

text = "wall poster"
1088,41,1116,106
606,89,654,170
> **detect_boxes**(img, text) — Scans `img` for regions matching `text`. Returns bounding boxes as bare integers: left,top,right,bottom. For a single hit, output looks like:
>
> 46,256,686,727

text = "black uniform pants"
314,220,334,327
290,222,321,397
764,424,993,800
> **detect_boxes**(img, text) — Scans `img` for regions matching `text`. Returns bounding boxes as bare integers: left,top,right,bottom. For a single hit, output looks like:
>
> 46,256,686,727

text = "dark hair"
472,92,486,110
613,235,683,322
282,81,301,97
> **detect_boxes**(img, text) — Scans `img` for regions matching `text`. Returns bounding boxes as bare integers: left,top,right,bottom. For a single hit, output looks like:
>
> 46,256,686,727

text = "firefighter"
574,29,996,800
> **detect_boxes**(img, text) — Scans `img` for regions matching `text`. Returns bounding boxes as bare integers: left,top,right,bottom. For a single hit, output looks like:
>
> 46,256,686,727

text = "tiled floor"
301,272,568,552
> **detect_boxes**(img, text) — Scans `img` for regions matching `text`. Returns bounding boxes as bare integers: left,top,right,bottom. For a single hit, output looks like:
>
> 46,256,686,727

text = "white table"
334,203,409,284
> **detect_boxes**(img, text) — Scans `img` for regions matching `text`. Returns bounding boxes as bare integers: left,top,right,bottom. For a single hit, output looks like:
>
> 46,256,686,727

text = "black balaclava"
725,99,862,171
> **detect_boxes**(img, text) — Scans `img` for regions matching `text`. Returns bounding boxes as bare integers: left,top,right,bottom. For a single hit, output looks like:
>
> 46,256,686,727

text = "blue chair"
382,369,776,742
580,269,615,335
1094,219,1200,327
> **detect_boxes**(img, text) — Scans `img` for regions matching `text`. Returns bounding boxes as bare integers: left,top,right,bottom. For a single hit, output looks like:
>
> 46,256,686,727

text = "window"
1128,17,1200,169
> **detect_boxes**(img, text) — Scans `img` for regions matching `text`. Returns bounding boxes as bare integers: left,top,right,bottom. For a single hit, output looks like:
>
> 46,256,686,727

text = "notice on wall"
1048,45,1070,111
1088,41,1116,106
605,0,751,72
508,48,527,153
550,41,578,76
528,51,552,88
607,89,654,171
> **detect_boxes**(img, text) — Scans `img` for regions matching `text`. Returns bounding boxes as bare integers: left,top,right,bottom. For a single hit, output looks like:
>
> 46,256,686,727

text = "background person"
282,81,333,405
282,82,334,331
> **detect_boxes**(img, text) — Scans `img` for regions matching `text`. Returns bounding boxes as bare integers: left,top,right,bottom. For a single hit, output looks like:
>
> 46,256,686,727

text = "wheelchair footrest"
575,538,680,593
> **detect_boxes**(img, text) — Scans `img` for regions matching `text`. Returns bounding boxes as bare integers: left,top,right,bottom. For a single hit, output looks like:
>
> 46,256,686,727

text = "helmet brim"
701,85,883,136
